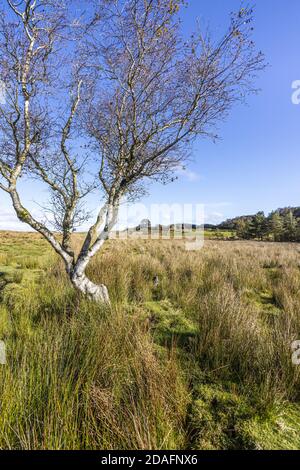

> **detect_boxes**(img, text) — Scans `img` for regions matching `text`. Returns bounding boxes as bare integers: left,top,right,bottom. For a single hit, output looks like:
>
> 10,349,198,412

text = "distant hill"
124,207,300,240
134,221,201,233
217,207,300,230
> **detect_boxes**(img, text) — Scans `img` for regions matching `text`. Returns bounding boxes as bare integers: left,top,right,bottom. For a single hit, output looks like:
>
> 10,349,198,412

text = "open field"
1,232,300,449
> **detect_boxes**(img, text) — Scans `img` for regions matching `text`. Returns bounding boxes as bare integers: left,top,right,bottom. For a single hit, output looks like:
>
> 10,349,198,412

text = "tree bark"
71,271,110,304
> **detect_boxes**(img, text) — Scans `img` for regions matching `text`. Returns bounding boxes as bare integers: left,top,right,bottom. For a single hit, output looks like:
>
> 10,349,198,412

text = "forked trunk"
71,272,110,304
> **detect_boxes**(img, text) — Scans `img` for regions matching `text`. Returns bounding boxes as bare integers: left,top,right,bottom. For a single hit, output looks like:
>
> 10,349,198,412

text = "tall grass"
0,299,187,449
1,235,300,449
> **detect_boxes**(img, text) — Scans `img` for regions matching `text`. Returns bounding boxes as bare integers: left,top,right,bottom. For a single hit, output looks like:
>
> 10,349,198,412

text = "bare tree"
0,0,265,304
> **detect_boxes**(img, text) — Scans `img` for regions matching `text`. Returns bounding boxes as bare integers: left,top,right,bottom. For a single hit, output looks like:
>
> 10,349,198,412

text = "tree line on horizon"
218,207,300,242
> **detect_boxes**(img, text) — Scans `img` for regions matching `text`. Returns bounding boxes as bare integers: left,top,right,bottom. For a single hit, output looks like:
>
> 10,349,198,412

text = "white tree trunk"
68,204,119,305
71,272,110,304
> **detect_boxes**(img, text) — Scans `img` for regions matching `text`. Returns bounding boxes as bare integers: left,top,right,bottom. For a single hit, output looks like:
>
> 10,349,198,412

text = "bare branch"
0,0,265,303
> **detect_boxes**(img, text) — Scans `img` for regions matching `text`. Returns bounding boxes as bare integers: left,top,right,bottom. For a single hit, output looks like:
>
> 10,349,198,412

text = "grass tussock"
1,233,300,449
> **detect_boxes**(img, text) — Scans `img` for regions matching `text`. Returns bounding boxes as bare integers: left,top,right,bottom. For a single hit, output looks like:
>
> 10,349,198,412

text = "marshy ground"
0,232,300,449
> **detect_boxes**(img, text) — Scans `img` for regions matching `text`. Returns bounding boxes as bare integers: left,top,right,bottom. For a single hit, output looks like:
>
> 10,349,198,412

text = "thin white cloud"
176,166,201,182
202,202,233,225
204,211,224,225
0,207,36,231
0,211,24,230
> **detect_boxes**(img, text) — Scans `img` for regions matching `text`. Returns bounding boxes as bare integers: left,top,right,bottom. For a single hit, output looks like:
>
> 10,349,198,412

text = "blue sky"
1,0,300,229
141,0,300,225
